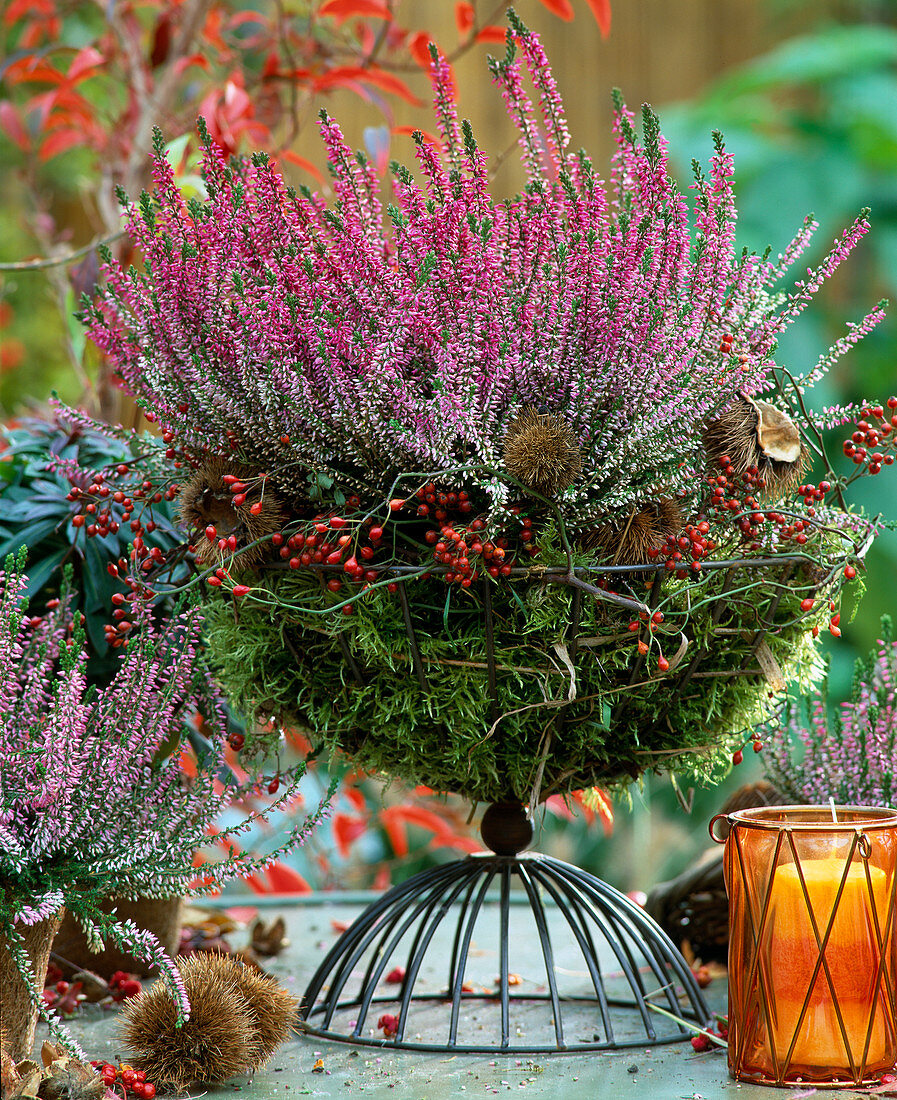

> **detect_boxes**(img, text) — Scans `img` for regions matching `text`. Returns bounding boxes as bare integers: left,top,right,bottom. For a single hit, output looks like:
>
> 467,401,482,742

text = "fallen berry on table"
377,1013,400,1038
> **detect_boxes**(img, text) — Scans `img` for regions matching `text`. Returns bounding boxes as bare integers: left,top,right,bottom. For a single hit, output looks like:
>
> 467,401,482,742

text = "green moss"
205,549,832,804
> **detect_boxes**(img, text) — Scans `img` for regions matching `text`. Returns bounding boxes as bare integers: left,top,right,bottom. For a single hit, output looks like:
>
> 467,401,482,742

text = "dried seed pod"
502,406,582,497
582,498,683,565
35,1044,105,1100
120,954,257,1090
703,393,808,496
177,456,285,568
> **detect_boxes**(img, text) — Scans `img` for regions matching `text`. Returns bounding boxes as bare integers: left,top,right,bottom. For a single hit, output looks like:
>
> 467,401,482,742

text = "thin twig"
0,232,124,272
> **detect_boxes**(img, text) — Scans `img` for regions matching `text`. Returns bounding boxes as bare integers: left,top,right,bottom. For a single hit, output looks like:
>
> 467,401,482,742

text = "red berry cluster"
421,495,540,586
377,1012,400,1038
108,970,143,1001
626,610,670,670
91,1062,156,1099
408,482,474,521
68,467,174,546
102,577,156,649
711,459,817,548
732,729,767,766
649,518,715,576
690,1015,728,1052
842,399,897,473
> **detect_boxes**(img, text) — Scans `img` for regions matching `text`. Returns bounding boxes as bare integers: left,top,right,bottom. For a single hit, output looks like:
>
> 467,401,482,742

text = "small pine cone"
502,406,582,497
177,456,285,568
120,954,257,1090
582,498,683,565
703,393,808,497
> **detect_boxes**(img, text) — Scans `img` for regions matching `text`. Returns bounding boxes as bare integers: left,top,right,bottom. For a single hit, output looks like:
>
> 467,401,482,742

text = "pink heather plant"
0,554,330,1056
81,17,885,532
765,619,897,808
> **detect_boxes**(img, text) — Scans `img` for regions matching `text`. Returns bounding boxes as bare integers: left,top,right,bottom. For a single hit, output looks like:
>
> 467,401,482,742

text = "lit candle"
765,857,889,1069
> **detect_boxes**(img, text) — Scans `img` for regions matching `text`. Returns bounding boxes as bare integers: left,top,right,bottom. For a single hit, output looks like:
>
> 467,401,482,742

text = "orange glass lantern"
710,805,897,1088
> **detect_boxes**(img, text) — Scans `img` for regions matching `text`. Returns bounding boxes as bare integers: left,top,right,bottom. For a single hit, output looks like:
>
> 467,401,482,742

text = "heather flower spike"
765,619,897,808
0,554,331,1055
84,17,883,533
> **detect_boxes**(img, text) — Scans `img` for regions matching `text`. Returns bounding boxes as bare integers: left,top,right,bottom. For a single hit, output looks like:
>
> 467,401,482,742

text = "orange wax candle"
766,858,889,1068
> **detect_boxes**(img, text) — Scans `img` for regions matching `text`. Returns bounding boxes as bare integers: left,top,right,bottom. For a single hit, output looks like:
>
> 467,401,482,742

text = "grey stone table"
50,893,877,1100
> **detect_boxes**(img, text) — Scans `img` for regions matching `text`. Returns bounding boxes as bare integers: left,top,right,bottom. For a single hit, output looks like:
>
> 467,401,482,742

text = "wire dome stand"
299,802,712,1054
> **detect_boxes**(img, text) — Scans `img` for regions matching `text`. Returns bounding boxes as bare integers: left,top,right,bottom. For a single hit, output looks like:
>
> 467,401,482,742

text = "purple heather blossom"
765,628,897,807
0,559,329,1054
83,22,882,527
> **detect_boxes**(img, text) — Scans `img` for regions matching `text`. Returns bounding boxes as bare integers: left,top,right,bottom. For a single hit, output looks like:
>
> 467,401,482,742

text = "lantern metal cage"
299,803,712,1055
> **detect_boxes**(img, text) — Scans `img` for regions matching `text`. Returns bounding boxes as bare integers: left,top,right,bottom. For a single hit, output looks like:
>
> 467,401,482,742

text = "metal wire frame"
298,852,712,1054
713,806,897,1088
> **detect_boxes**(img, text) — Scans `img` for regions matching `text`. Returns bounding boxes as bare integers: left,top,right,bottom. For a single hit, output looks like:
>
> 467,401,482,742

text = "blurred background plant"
2,0,895,898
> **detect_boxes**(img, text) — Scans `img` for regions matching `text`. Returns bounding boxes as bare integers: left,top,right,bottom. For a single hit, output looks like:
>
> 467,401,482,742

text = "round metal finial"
480,801,534,855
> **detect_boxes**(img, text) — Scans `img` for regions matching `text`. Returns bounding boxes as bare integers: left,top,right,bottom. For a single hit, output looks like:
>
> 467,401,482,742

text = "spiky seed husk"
702,393,808,497
229,965,299,1069
582,498,683,565
120,954,257,1090
177,456,285,568
502,407,582,497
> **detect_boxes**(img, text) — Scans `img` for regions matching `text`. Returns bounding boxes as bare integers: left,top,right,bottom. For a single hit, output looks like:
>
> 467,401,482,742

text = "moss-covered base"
204,556,827,804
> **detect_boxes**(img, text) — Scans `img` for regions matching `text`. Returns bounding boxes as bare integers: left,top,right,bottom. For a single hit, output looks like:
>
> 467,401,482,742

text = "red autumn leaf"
3,56,64,85
173,54,211,78
344,785,366,813
544,794,575,821
455,2,474,38
316,65,422,106
228,10,269,31
201,8,229,54
406,31,435,71
19,15,60,49
387,804,456,836
319,0,393,26
0,102,29,150
584,0,612,37
241,871,269,894
223,906,259,924
378,808,409,858
537,0,575,20
67,46,105,83
476,26,507,43
332,810,367,857
284,725,313,754
578,787,615,835
392,123,440,148
264,861,312,893
150,11,173,67
3,0,52,25
178,745,198,778
279,148,323,181
429,833,480,853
